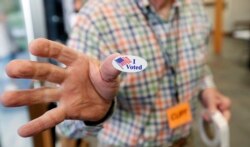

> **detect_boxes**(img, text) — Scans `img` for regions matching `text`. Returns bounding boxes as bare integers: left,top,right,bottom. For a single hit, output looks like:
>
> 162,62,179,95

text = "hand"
200,88,231,121
0,38,121,137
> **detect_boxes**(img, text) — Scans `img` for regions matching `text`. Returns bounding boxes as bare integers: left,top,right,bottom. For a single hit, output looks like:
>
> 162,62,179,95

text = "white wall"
231,0,250,23
204,0,250,32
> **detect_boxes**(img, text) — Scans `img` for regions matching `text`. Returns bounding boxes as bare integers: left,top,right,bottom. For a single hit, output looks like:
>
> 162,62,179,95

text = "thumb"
202,99,218,122
89,53,121,100
100,53,121,82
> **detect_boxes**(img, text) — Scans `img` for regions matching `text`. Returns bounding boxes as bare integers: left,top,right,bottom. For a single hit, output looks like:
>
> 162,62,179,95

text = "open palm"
1,38,120,137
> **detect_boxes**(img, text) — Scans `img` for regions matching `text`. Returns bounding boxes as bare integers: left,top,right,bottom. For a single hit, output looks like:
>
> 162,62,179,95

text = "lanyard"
173,7,180,103
137,3,181,104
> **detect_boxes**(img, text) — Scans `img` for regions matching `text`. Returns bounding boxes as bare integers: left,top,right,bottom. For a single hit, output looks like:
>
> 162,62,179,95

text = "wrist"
199,88,217,105
200,75,216,91
84,100,115,126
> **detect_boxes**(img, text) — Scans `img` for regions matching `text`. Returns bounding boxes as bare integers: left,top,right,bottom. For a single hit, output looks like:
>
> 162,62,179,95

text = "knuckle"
16,62,34,78
29,38,49,55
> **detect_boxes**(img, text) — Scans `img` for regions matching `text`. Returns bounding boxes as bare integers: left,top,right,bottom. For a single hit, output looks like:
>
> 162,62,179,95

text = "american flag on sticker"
115,57,132,68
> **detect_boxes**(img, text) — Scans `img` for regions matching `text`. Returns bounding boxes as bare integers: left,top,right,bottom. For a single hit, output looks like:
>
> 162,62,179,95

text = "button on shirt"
57,0,215,146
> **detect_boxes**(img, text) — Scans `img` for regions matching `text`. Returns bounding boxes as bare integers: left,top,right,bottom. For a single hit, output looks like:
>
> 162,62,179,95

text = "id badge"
166,102,193,129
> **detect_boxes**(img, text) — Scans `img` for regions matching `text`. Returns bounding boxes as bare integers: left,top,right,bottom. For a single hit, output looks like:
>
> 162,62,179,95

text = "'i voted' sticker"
112,55,147,73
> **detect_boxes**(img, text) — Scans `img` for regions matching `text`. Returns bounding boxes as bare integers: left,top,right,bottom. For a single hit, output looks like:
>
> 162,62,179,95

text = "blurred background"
0,0,249,147
0,0,32,146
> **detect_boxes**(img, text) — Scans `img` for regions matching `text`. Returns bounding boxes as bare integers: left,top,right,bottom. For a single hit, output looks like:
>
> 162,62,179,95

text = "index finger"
29,38,78,65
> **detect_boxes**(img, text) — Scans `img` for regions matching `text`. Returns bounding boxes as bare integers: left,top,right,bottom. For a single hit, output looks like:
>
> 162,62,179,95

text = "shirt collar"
137,0,150,8
136,0,190,9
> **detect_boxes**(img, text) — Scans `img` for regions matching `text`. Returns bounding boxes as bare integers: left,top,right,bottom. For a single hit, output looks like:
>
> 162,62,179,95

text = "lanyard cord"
173,7,180,103
138,4,181,104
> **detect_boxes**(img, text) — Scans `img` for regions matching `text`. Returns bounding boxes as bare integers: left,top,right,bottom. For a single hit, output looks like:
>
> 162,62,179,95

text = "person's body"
63,0,86,34
1,0,231,146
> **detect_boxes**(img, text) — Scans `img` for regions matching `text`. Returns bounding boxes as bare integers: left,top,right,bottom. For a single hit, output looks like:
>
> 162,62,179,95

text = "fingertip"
0,92,13,107
219,97,231,111
5,60,18,77
101,53,121,82
224,97,231,107
223,111,231,121
29,38,49,56
109,53,121,58
104,53,121,65
5,60,33,78
18,125,30,137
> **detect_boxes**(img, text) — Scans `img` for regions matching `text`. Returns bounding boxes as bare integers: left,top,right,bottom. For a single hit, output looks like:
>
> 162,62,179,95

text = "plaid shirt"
57,0,215,146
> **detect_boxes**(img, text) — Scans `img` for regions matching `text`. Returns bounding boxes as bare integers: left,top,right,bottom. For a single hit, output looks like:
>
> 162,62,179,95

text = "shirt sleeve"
199,24,216,90
67,13,102,59
192,0,216,91
56,120,102,139
56,12,115,139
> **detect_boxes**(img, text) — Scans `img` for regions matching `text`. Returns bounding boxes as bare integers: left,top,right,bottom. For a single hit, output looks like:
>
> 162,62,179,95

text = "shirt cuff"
200,75,216,91
56,99,116,138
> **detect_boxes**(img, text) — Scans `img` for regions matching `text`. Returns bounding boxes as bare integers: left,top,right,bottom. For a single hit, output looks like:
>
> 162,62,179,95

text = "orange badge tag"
166,102,193,129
